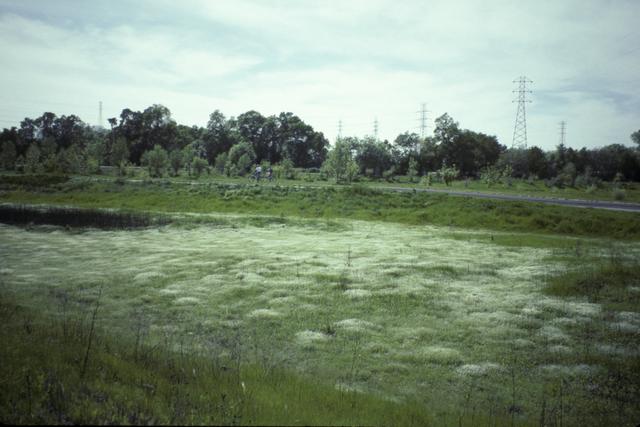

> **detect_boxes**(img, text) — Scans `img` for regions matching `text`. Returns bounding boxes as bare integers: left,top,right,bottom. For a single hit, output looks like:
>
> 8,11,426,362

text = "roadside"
75,175,640,213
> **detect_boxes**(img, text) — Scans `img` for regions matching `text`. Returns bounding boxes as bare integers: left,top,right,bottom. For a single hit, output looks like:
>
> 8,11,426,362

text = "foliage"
0,141,17,170
481,165,502,187
169,150,183,176
111,137,130,167
279,157,295,180
214,152,227,175
323,139,359,183
407,157,418,182
438,165,459,186
141,145,169,178
192,157,208,178
24,143,41,174
225,141,256,176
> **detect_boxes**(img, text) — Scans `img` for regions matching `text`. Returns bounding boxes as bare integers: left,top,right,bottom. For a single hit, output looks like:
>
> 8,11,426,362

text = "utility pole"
373,117,379,140
417,103,429,138
512,76,532,149
559,121,566,146
337,119,343,141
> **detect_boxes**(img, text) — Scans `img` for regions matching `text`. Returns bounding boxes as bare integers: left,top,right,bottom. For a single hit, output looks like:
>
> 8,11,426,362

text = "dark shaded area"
0,174,70,188
0,204,170,229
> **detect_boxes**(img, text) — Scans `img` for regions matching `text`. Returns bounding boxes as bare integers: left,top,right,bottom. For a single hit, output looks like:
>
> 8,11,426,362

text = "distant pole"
373,117,379,140
98,101,103,128
559,121,566,146
337,119,343,140
417,103,429,138
512,76,532,149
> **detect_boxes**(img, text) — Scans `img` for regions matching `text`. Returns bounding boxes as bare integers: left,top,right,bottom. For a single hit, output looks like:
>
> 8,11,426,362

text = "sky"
0,0,638,150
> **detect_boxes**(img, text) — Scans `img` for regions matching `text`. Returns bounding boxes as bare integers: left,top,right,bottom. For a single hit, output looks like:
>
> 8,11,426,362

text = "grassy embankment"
1,174,640,240
109,165,640,203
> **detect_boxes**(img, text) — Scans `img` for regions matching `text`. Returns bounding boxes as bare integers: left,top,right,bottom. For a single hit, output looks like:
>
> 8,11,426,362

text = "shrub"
480,165,502,187
214,153,227,175
0,141,17,170
613,188,626,201
24,143,41,174
142,145,169,178
192,157,208,178
438,165,459,186
169,150,184,176
280,158,296,180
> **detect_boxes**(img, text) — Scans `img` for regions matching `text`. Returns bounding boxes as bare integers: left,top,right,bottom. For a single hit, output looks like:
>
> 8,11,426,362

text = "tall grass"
2,180,640,239
0,292,436,426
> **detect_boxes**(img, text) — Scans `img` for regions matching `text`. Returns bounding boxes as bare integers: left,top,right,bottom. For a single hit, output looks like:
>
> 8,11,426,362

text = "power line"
512,76,533,149
373,117,379,140
416,102,430,138
559,120,566,146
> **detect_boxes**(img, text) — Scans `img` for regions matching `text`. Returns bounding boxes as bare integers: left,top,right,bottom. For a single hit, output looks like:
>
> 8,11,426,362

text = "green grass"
2,178,640,240
0,293,435,426
2,173,640,425
94,167,640,203
545,261,640,311
1,218,639,425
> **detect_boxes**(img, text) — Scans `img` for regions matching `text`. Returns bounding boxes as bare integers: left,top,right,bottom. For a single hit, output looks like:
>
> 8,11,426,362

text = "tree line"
0,104,638,185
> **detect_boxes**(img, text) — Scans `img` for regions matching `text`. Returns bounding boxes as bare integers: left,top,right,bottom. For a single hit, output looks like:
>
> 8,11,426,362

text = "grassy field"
91,166,640,203
2,176,640,240
1,175,640,425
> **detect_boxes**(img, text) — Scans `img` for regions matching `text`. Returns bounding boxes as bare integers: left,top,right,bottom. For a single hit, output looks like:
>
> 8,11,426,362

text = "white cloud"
0,0,638,149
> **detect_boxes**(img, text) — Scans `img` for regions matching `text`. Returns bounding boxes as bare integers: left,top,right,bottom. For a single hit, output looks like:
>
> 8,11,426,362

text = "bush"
141,145,169,178
280,158,296,180
613,188,626,201
192,157,208,178
24,143,41,174
169,150,184,176
0,141,17,170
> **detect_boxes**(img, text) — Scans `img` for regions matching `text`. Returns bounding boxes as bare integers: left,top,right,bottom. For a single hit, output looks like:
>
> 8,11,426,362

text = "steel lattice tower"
559,121,566,146
417,103,429,138
512,76,532,149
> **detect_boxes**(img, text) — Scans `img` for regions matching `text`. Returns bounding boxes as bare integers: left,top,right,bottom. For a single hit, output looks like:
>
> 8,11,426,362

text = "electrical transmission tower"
337,119,343,140
511,76,532,148
559,121,566,146
417,103,430,138
373,117,379,140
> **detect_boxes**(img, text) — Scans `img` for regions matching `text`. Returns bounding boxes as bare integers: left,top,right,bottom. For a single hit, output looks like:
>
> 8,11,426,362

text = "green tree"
214,152,227,175
323,139,358,183
280,157,295,180
226,141,256,176
111,137,130,167
142,145,169,178
407,157,418,182
0,141,17,170
169,150,184,176
24,143,41,173
631,130,640,149
192,157,208,178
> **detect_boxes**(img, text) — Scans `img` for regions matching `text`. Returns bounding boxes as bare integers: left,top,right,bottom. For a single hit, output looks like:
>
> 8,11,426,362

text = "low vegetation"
1,169,639,425
0,293,433,426
2,179,639,239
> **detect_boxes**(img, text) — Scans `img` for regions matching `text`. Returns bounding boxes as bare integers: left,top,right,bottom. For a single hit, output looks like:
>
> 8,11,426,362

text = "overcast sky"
0,0,638,150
